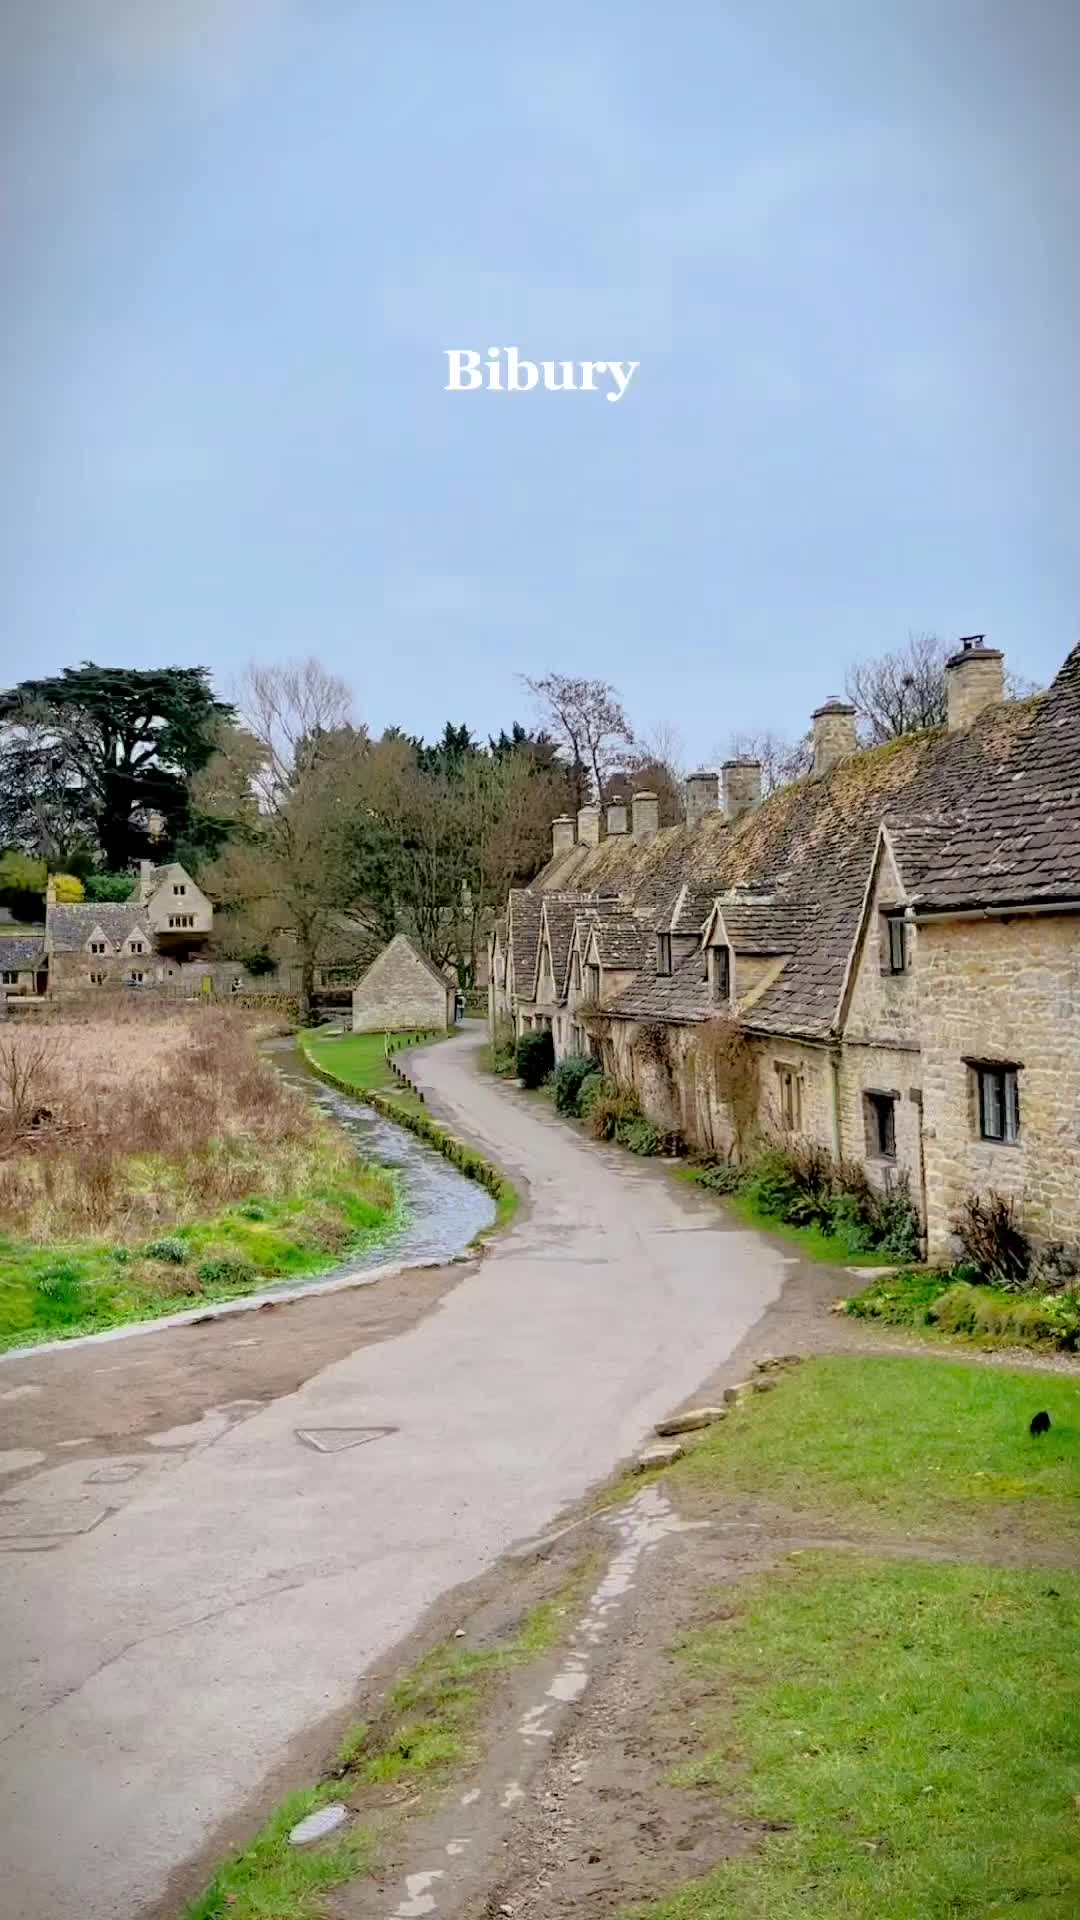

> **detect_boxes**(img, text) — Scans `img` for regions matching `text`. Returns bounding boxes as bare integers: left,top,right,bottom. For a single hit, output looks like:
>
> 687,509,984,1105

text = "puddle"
266,1042,496,1288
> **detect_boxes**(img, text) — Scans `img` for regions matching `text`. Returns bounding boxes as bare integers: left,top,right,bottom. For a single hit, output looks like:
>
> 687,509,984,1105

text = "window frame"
657,932,672,977
886,913,907,974
585,961,601,1001
708,942,731,1005
865,1089,898,1159
976,1064,1020,1144
1,969,18,985
775,1063,803,1133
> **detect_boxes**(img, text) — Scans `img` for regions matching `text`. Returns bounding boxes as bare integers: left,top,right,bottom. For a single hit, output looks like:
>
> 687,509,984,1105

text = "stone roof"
539,897,580,1000
46,904,155,952
592,912,652,969
525,677,1051,1040
507,890,543,994
0,936,46,969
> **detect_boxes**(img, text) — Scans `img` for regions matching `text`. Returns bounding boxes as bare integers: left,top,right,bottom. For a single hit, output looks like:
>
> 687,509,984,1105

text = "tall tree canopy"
0,663,233,868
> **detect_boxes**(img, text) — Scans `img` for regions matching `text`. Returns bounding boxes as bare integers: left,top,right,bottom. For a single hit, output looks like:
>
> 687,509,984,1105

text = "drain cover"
294,1427,396,1453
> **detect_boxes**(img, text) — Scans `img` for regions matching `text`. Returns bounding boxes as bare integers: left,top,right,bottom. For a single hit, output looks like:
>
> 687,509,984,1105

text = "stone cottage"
0,936,47,998
352,933,455,1034
491,638,1080,1264
44,860,218,995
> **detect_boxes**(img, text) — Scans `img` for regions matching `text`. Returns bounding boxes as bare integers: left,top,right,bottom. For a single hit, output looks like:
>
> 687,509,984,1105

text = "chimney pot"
721,759,762,820
551,815,577,858
810,698,857,776
685,770,721,828
944,636,1004,731
631,791,660,841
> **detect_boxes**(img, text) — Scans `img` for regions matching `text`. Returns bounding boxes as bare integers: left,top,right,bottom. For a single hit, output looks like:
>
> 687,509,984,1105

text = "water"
269,1039,496,1277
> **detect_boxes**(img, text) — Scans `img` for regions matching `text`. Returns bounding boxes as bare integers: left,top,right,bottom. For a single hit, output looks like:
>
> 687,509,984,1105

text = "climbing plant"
692,1017,758,1153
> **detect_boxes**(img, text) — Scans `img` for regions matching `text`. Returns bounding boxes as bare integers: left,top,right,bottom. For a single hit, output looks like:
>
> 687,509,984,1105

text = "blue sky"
3,2,1077,761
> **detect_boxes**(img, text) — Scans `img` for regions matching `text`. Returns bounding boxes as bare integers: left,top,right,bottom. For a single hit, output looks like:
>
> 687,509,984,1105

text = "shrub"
951,1190,1030,1290
83,872,135,903
930,1280,1080,1350
197,1255,257,1288
577,1071,606,1117
583,1079,641,1142
33,1261,83,1326
615,1113,664,1155
552,1055,598,1116
143,1236,188,1265
515,1029,554,1089
736,1142,923,1258
689,1158,742,1194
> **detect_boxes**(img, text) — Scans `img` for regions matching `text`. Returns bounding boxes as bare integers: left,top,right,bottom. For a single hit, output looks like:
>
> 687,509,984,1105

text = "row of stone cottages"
489,638,1080,1264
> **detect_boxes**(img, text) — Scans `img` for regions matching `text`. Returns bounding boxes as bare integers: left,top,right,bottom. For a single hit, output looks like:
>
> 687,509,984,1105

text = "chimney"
945,635,1004,731
551,815,577,858
46,876,57,908
138,856,155,902
577,804,605,848
722,760,762,821
685,770,721,829
811,698,857,776
631,791,659,841
606,797,629,835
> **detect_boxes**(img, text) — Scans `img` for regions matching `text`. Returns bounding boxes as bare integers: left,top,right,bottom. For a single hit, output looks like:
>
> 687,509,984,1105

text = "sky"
3,2,1078,763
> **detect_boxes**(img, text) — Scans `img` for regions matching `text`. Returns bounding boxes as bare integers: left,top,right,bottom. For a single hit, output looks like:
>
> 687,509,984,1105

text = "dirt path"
0,1030,791,1920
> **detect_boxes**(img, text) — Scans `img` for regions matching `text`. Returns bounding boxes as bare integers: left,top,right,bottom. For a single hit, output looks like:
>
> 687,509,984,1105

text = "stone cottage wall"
353,942,451,1033
919,914,1080,1259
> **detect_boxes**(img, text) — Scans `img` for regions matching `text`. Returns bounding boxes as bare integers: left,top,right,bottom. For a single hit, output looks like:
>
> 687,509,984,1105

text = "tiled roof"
593,912,651,969
508,890,542,996
540,897,580,999
526,673,1054,1039
47,904,155,952
0,937,45,969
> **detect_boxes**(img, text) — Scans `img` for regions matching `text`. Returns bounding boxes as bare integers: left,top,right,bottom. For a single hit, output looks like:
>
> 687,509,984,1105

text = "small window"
572,954,582,991
657,932,672,976
865,1090,897,1159
130,940,144,953
586,962,601,1001
886,914,907,974
129,969,145,985
708,943,731,1003
173,883,186,896
977,1065,1020,1143
89,971,107,986
2,970,17,985
776,1064,803,1132
89,940,107,954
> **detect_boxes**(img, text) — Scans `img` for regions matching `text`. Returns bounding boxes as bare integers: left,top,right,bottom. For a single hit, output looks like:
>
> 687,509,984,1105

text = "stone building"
0,936,47,997
492,637,1080,1264
44,860,220,996
352,933,455,1034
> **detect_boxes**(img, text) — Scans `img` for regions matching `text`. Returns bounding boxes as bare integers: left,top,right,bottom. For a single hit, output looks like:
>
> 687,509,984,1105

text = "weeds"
951,1189,1030,1289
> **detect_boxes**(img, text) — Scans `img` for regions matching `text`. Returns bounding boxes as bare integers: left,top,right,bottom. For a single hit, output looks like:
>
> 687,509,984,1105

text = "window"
129,969,145,985
586,962,601,1001
89,971,107,986
657,932,672,976
886,914,907,974
168,914,194,929
708,943,731,1004
130,940,145,954
89,940,107,955
865,1090,897,1159
776,1065,803,1132
173,883,186,896
572,954,582,992
2,970,17,985
977,1065,1020,1143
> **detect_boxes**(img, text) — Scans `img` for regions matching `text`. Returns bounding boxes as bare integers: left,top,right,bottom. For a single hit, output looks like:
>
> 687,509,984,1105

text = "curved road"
0,1029,786,1919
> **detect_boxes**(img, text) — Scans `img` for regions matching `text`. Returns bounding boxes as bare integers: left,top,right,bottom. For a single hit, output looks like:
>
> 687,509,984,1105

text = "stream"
268,1037,496,1280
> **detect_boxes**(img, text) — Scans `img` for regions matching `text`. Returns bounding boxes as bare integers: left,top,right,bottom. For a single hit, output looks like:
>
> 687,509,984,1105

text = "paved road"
0,1030,787,1920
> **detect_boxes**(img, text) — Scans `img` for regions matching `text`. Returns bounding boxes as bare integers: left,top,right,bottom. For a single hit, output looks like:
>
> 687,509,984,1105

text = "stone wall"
919,914,1080,1259
353,937,452,1033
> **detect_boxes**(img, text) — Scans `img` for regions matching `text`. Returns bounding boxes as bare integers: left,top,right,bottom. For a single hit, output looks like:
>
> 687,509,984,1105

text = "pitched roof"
525,677,1051,1039
508,890,543,996
0,936,45,969
591,911,651,969
355,933,451,997
540,896,579,999
46,903,155,952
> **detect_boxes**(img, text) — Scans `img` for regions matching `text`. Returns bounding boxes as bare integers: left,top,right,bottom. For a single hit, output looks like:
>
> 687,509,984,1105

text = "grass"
670,1353,1080,1537
0,1008,401,1348
183,1557,595,1920
301,1027,520,1237
631,1551,1080,1919
848,1267,1080,1351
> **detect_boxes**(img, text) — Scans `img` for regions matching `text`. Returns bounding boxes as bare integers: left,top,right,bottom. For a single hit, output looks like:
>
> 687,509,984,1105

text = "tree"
0,709,97,866
0,852,47,922
197,660,371,1024
522,672,634,803
620,721,687,826
844,631,1040,744
0,664,233,868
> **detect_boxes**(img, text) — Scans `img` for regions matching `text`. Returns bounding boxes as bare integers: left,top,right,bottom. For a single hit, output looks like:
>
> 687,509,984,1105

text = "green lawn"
301,1026,445,1095
673,1353,1080,1537
677,1169,898,1268
633,1552,1080,1920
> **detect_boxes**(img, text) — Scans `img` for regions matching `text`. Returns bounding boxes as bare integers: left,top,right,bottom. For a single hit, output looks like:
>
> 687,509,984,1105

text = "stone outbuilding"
352,933,455,1034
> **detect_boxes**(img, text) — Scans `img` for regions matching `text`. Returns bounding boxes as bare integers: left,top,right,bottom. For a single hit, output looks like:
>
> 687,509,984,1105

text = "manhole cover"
295,1427,396,1454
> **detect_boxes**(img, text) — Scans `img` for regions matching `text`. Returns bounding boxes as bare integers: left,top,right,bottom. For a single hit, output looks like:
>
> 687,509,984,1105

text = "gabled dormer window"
586,962,601,1001
657,933,672,976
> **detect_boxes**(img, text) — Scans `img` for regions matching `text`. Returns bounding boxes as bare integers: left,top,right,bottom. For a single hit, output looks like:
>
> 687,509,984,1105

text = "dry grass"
0,1006,336,1244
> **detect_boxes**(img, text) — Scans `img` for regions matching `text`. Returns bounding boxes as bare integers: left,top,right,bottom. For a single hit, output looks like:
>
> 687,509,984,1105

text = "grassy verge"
677,1168,899,1268
301,1029,519,1235
669,1352,1080,1538
184,1555,595,1920
0,1152,401,1351
847,1265,1080,1351
634,1551,1080,1920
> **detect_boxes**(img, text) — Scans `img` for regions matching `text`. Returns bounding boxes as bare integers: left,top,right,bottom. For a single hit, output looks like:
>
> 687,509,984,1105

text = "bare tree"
844,631,1040,743
522,673,634,802
718,729,813,796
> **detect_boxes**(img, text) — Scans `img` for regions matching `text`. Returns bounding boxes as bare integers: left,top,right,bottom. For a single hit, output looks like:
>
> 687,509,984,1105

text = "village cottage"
491,639,1080,1265
352,932,456,1034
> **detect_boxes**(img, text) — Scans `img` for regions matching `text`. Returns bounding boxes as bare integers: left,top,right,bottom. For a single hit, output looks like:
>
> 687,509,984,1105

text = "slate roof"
592,912,652,969
507,890,543,995
46,904,155,952
523,666,1060,1040
539,897,580,1000
0,936,46,969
